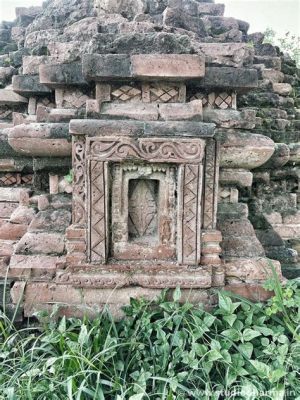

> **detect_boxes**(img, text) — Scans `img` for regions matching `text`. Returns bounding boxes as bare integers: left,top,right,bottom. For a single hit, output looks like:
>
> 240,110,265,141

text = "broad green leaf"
270,369,286,383
173,287,181,302
250,360,271,378
129,394,144,400
240,380,258,400
243,328,261,342
218,293,232,314
203,314,216,327
221,329,241,341
78,324,88,346
223,314,237,327
269,384,285,400
254,325,274,336
207,349,222,361
58,316,66,334
238,342,253,358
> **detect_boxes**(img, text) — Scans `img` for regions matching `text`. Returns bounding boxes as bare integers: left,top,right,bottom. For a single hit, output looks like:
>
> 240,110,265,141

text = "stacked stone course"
0,0,299,318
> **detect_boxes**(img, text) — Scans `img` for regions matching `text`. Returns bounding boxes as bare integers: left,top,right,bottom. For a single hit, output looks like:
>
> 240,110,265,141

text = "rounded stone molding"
219,131,275,169
7,123,71,157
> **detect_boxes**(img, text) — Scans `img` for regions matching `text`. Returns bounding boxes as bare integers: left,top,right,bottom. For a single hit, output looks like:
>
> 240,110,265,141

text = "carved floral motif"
89,137,204,164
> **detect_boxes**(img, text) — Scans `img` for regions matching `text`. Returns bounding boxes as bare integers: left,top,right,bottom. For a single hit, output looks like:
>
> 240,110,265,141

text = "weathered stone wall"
0,0,298,318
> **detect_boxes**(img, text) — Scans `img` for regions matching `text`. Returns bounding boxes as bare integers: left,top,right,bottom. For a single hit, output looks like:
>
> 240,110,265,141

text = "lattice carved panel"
111,85,141,102
142,83,186,103
189,91,236,109
0,173,33,186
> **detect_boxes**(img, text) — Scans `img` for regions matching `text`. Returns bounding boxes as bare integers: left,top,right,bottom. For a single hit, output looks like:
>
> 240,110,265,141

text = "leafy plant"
263,27,300,67
0,278,299,399
64,169,73,184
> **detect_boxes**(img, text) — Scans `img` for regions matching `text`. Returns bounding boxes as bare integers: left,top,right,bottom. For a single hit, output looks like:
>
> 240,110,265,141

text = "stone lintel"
69,119,215,138
196,67,258,90
12,75,52,96
82,54,205,81
39,62,88,88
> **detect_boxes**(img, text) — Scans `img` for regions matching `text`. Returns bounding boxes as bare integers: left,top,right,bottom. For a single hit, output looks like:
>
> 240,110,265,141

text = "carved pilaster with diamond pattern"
89,160,108,263
72,136,86,225
178,164,202,265
202,139,219,230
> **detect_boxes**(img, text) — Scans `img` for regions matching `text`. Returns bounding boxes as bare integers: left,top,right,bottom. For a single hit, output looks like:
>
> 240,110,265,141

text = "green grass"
0,277,299,399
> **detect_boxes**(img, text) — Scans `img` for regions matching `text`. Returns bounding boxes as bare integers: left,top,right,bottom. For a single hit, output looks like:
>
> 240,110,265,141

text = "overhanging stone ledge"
69,119,216,138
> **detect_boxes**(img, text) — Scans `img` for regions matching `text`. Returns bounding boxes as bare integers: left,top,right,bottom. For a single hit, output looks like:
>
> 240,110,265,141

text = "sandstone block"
263,143,290,168
15,232,65,255
273,224,300,240
24,29,60,49
0,187,30,202
48,41,89,63
0,240,14,257
66,225,86,240
198,3,225,16
12,75,52,96
272,82,292,96
197,43,254,68
5,255,61,280
204,109,256,129
0,89,28,105
224,284,274,301
89,32,193,55
288,143,300,164
260,69,284,83
8,137,71,157
217,203,249,220
82,54,131,81
28,209,71,233
219,131,275,169
197,67,258,90
9,205,36,225
220,236,265,258
163,7,206,36
0,221,27,240
263,212,283,225
39,62,88,87
225,258,281,282
22,56,55,75
100,102,159,121
219,168,253,187
255,229,284,247
95,0,146,19
282,212,300,225
70,118,215,138
8,123,71,157
131,54,205,80
0,202,18,218
158,100,202,121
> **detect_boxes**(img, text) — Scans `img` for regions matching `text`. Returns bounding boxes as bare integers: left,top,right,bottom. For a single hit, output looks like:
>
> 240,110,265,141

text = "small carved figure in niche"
128,179,159,243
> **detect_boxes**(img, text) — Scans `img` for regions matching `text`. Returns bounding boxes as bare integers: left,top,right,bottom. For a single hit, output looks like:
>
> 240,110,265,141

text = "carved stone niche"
68,120,223,289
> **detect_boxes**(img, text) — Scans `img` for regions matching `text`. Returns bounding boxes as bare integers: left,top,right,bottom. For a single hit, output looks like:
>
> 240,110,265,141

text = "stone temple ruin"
0,0,299,317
